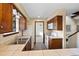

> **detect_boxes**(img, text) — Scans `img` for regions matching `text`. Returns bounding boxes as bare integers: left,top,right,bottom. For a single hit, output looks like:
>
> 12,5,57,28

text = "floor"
32,34,47,50
33,42,47,50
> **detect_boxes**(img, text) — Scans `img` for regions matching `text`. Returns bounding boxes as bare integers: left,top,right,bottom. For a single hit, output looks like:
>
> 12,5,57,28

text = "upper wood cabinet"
0,3,27,34
0,4,2,25
53,16,63,30
47,15,63,30
0,3,13,33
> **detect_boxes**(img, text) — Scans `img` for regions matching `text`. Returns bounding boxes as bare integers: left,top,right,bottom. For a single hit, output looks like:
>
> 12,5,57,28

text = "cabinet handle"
0,26,3,29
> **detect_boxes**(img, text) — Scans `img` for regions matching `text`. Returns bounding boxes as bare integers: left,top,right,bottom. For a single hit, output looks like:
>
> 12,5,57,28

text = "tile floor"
33,42,47,50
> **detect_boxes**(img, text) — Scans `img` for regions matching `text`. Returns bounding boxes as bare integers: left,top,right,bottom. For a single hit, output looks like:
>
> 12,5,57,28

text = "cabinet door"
0,4,2,25
24,18,27,30
0,4,2,33
57,16,62,30
22,38,31,51
49,39,62,49
0,3,13,33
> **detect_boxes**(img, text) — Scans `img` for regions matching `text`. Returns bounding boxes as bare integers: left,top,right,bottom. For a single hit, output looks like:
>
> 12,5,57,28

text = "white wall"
66,17,79,48
66,16,77,35
66,16,77,48
77,33,79,48
75,20,79,48
0,33,20,45
68,33,77,48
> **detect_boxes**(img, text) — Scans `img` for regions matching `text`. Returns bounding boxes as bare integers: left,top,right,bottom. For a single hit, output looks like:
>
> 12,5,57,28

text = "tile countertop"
0,35,79,56
46,31,64,39
46,35,63,39
0,43,79,56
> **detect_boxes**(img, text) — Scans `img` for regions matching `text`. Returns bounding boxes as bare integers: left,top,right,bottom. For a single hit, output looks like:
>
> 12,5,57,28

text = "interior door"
35,21,44,43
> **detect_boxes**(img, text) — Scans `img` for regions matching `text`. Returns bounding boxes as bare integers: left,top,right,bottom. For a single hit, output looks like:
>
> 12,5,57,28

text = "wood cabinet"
49,38,62,49
22,37,31,51
0,3,13,33
0,3,27,34
0,4,2,26
53,16,62,30
47,15,63,30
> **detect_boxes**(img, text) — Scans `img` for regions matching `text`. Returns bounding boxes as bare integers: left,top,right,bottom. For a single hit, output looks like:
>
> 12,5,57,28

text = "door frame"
34,21,45,44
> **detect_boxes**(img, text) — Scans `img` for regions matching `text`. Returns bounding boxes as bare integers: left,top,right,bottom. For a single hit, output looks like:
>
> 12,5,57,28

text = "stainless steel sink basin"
11,38,28,44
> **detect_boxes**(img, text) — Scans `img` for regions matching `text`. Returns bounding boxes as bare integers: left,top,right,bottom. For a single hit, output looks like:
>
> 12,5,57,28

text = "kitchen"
1,3,79,56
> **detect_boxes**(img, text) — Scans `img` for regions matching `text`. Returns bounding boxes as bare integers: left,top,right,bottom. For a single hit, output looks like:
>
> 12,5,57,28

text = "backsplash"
0,33,20,45
46,30,63,38
23,25,33,36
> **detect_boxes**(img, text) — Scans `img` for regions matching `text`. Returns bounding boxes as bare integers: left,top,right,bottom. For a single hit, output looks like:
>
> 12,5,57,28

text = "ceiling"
21,3,79,19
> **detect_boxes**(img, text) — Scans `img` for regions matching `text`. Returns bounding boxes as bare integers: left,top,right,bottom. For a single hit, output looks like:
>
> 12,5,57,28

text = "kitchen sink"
11,38,28,44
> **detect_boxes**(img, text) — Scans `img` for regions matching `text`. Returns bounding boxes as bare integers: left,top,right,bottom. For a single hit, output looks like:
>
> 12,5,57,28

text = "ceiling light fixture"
37,16,40,18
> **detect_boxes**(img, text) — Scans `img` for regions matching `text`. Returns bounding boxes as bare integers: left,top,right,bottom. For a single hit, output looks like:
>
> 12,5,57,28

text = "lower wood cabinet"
49,38,62,49
22,37,31,51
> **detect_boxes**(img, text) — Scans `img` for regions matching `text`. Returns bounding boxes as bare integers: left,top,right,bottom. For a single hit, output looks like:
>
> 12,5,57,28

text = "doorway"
33,21,46,50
